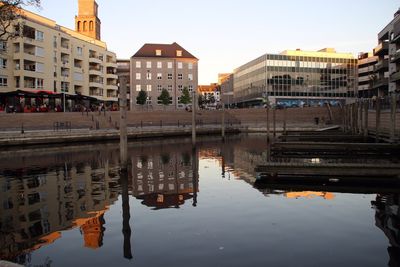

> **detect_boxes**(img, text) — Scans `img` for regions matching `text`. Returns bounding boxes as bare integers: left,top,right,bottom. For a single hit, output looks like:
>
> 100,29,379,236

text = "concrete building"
130,42,198,110
233,48,357,107
219,73,234,107
116,59,131,107
357,52,378,98
0,0,118,107
389,10,400,93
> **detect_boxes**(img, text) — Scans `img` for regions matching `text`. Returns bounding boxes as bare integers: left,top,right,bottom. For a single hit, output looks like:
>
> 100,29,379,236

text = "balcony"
89,56,102,64
390,49,400,63
107,84,118,90
106,61,117,68
391,71,400,82
373,42,389,56
374,59,389,72
373,78,389,89
89,69,103,76
106,73,118,79
391,32,400,44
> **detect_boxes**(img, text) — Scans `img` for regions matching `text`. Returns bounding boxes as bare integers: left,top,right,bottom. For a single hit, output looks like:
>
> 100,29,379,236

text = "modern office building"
130,42,198,110
0,0,118,106
357,52,378,98
233,48,357,107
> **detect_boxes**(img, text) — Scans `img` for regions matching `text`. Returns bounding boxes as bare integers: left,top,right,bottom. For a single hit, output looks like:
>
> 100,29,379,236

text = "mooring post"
363,100,369,138
343,105,347,132
119,77,128,171
266,108,270,141
221,102,225,141
283,107,287,135
273,107,276,138
390,94,397,143
358,100,363,135
376,97,381,143
192,90,197,147
353,103,358,135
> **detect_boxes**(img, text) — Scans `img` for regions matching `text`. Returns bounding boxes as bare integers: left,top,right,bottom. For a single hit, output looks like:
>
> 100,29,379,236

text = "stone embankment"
0,107,340,146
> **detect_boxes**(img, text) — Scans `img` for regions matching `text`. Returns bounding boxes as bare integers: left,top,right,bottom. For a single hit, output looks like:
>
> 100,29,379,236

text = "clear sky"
26,0,399,84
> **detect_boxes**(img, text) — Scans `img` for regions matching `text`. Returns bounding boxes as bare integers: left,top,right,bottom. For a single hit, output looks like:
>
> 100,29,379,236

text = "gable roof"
131,42,198,60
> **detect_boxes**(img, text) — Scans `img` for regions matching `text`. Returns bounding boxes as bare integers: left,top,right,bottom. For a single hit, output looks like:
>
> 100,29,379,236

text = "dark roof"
131,42,198,60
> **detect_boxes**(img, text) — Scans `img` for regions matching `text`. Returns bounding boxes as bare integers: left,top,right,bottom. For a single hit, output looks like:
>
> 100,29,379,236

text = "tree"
136,90,147,106
179,87,191,105
158,89,171,108
0,0,41,40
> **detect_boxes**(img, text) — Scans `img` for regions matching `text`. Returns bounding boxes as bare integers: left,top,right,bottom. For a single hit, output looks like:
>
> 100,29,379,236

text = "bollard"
21,123,24,134
109,116,112,123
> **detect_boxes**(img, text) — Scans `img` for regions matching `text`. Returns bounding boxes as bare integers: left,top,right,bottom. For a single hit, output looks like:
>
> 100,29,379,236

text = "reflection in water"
373,194,400,267
0,135,399,266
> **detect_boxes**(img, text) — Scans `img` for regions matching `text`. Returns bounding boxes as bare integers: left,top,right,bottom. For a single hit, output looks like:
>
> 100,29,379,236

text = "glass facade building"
233,49,357,107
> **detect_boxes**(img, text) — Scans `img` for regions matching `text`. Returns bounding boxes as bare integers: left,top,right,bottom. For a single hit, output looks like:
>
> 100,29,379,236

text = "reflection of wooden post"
390,94,397,143
273,108,276,138
121,169,132,259
376,98,381,143
363,100,369,138
191,147,198,207
266,108,270,140
119,77,128,171
283,107,287,135
221,103,225,141
192,90,196,147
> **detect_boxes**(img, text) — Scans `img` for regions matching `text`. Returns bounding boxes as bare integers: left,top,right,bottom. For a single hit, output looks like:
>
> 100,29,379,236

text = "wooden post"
273,107,276,138
358,101,363,134
221,103,225,141
266,108,270,140
283,107,287,135
353,103,358,134
363,100,369,138
119,77,128,171
192,90,196,147
390,94,397,142
376,98,381,143
343,105,347,133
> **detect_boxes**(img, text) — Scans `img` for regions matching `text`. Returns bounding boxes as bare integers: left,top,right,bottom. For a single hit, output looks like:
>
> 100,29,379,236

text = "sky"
25,0,399,84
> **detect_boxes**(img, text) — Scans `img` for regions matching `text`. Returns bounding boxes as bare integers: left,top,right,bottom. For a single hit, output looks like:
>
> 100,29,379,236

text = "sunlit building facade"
358,52,378,98
233,48,357,107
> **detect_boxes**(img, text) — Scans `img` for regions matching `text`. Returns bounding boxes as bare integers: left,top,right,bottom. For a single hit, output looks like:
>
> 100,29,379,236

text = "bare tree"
0,0,41,40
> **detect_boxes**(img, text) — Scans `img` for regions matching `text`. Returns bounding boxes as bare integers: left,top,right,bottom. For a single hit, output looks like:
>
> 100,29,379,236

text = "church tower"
75,0,101,40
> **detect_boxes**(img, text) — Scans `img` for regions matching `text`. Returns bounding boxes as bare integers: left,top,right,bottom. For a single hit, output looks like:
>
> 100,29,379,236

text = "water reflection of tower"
372,194,400,267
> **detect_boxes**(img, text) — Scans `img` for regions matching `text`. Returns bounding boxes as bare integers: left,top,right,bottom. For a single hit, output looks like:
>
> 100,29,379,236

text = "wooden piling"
363,100,369,138
119,77,128,171
266,108,270,140
273,108,276,138
283,107,287,135
376,98,381,143
192,90,196,146
221,103,225,140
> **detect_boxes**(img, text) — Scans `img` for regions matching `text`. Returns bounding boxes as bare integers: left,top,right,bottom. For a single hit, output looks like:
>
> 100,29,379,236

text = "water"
0,135,399,267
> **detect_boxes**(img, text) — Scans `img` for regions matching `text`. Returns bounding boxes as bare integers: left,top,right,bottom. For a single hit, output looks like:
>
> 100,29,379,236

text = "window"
136,84,141,91
35,63,44,73
0,77,7,86
74,72,83,81
35,31,44,41
178,85,183,91
178,74,183,80
146,61,152,68
0,41,6,52
168,73,173,80
36,78,44,89
157,62,162,68
188,74,193,81
0,58,6,68
188,85,193,92
136,61,141,68
188,63,193,70
77,47,83,56
177,62,183,69
35,47,44,57
157,85,162,91
157,73,162,79
176,50,182,57
146,84,152,91
167,62,173,69
168,85,172,91
136,73,141,80
146,72,152,80
53,51,57,63
156,50,162,56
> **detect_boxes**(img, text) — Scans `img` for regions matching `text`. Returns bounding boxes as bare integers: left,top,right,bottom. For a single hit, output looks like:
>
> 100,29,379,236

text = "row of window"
135,84,194,92
135,96,192,105
135,61,193,70
135,73,193,81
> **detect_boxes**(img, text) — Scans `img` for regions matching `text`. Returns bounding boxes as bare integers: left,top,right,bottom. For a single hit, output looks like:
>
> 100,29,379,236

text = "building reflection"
130,142,199,209
372,194,400,267
0,153,120,264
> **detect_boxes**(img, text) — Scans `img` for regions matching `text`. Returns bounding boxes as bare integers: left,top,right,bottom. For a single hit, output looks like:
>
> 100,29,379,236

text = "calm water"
0,135,399,267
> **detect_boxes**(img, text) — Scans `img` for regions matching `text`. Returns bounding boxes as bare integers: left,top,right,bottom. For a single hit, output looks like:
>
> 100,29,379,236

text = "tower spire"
75,0,101,40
